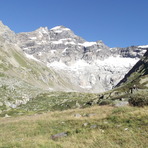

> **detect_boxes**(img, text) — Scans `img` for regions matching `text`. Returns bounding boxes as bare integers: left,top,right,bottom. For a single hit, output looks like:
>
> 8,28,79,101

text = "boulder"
51,132,68,140
74,113,82,118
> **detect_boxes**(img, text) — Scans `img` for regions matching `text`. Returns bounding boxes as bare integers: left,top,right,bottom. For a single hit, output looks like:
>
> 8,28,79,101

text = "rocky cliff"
0,21,147,94
16,25,146,92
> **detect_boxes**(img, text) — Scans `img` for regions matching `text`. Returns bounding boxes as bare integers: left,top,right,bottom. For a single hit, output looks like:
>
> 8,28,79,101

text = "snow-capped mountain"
15,25,147,92
0,20,147,93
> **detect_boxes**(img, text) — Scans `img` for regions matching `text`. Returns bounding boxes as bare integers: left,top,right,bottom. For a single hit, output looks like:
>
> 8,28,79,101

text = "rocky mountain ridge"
15,24,147,92
0,21,147,93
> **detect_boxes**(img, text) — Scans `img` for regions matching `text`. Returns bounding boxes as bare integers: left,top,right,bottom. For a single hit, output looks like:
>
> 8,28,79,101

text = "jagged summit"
0,20,16,43
15,24,146,92
35,27,49,33
0,20,4,26
0,20,147,93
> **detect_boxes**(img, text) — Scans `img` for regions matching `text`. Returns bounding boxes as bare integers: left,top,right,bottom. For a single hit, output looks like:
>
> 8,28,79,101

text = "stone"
51,132,68,140
83,123,89,127
90,125,97,129
114,101,129,107
124,128,128,131
4,114,11,118
87,113,96,117
74,113,82,118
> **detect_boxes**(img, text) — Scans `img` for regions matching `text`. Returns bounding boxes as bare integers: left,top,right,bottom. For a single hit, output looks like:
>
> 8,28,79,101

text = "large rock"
51,132,68,140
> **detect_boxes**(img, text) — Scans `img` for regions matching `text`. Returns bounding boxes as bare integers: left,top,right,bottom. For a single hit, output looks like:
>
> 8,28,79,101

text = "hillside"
1,21,147,94
0,21,148,148
0,24,87,113
1,50,147,117
116,50,148,87
16,25,146,92
0,20,148,115
0,105,148,148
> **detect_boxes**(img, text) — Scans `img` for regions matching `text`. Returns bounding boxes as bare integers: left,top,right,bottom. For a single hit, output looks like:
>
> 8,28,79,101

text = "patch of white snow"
95,56,139,67
30,37,37,40
25,53,41,62
52,40,63,44
79,42,96,47
138,45,148,48
80,85,92,89
47,61,67,69
50,26,70,33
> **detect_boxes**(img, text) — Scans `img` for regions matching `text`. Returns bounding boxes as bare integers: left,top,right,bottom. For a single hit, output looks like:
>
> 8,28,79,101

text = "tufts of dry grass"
0,105,148,148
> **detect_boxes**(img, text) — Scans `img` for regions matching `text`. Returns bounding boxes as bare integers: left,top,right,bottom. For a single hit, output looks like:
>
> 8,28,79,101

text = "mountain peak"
0,20,9,31
0,20,4,25
0,20,16,43
36,27,49,34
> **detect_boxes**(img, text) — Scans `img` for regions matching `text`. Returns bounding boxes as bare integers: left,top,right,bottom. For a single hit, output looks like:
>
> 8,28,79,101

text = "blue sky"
0,0,148,47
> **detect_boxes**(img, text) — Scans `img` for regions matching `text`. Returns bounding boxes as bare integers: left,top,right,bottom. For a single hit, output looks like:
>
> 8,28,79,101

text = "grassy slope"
0,35,148,147
0,92,98,117
91,50,148,103
1,49,147,116
0,39,88,113
0,105,147,148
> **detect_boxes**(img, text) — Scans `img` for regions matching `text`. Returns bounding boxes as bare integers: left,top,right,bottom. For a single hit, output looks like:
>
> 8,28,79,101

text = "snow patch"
25,53,41,62
50,50,57,54
47,60,90,71
96,49,102,52
50,26,63,30
79,42,96,47
96,56,139,67
52,40,63,44
38,52,42,56
29,37,37,40
80,85,92,89
47,61,67,69
60,38,73,41
42,40,47,44
62,48,68,53
71,60,90,69
23,47,29,50
138,45,148,48
65,41,75,45
50,26,70,33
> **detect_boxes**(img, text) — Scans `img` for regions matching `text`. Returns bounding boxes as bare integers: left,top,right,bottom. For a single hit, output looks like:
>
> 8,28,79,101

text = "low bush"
129,94,148,107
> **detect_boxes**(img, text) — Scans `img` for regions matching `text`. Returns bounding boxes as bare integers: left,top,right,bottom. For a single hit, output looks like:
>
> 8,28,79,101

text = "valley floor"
0,105,148,148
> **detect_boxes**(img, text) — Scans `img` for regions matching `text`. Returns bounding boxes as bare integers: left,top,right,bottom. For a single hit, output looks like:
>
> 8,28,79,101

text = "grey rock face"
0,21,147,93
15,25,146,92
0,21,16,43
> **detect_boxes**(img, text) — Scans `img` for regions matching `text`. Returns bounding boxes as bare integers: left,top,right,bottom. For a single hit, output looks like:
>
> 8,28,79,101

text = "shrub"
129,94,148,107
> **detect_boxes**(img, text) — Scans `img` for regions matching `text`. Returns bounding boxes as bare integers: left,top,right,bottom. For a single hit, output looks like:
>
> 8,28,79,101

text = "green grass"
0,106,147,148
12,51,28,68
0,92,99,117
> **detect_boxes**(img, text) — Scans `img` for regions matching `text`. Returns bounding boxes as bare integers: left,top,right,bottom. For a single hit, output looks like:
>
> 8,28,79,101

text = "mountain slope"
16,24,146,92
0,21,147,111
116,49,148,87
0,22,90,111
100,49,148,102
